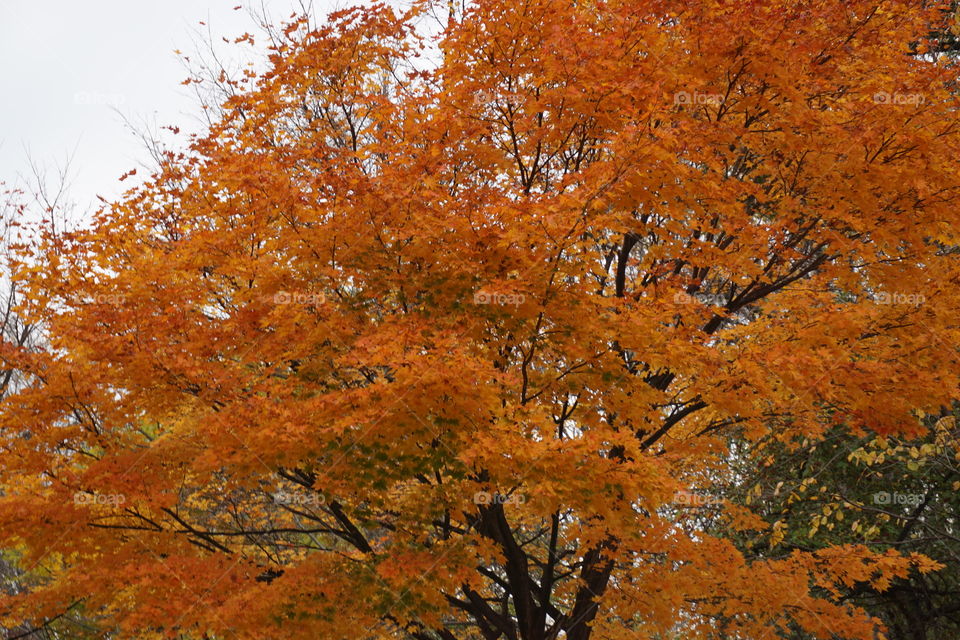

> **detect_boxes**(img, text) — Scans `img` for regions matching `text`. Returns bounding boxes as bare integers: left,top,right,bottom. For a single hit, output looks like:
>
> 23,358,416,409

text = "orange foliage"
1,1,959,638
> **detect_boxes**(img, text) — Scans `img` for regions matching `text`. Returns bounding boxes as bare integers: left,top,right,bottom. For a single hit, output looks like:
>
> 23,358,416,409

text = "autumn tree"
717,10,960,639
0,174,98,639
2,1,960,639
720,407,960,640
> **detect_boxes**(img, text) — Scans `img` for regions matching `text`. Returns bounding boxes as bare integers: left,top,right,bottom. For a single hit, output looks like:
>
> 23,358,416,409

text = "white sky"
0,0,331,212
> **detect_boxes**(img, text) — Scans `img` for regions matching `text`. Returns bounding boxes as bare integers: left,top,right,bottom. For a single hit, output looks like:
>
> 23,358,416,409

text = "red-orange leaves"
1,1,959,638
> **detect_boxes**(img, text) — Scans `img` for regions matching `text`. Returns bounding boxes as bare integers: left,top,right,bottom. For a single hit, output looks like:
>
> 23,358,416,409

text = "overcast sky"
0,0,334,212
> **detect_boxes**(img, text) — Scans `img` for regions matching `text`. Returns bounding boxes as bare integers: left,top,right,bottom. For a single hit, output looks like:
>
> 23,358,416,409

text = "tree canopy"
2,1,960,638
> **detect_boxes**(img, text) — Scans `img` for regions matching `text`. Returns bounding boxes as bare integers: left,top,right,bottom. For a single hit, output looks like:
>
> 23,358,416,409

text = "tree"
1,1,960,638
0,176,98,639
721,407,960,640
